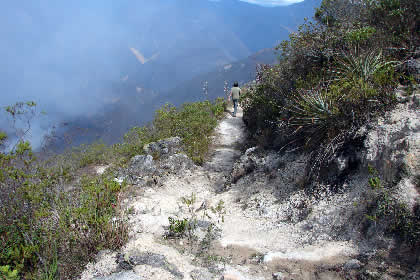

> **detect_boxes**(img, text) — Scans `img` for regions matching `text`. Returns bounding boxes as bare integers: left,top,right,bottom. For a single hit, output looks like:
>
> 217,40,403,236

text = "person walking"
229,82,241,117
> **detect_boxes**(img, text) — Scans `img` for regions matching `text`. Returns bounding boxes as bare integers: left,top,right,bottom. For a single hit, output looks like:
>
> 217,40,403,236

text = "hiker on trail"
229,82,241,117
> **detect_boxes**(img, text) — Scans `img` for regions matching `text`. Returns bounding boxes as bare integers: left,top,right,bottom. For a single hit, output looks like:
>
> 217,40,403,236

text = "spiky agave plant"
285,88,342,148
284,88,359,178
333,50,397,100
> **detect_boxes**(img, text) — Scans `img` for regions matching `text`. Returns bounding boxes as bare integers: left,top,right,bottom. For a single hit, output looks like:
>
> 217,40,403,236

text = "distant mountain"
119,0,321,92
160,48,278,105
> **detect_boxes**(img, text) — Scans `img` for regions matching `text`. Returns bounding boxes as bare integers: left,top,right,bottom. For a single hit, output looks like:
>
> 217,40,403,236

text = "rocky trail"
81,103,420,280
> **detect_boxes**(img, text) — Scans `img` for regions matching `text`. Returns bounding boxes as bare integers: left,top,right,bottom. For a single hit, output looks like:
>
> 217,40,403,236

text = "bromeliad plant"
281,87,350,176
332,50,398,101
285,88,342,149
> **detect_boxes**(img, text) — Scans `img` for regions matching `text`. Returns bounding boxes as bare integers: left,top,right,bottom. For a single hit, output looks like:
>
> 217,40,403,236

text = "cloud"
239,0,304,6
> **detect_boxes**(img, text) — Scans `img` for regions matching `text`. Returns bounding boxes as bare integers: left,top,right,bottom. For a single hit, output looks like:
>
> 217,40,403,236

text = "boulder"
230,147,258,183
343,259,362,270
230,147,283,184
117,253,133,270
129,155,156,175
116,155,157,185
143,137,183,158
159,153,195,173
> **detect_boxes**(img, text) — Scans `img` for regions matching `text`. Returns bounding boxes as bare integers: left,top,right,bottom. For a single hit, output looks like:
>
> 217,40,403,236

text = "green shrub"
241,0,416,174
240,65,285,137
72,142,111,168
366,0,419,48
0,265,19,280
114,126,155,159
167,193,198,239
153,99,226,164
365,189,420,247
0,134,128,279
167,217,189,238
345,26,376,45
284,88,341,149
333,51,397,100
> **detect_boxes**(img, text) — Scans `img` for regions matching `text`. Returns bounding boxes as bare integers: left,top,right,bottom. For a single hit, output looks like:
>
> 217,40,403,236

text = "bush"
113,126,155,159
241,0,417,174
241,65,286,138
55,176,128,278
0,135,128,278
0,266,19,280
153,98,226,164
364,187,420,248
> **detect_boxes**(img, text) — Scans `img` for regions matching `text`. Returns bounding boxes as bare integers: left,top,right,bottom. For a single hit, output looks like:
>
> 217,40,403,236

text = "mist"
0,0,318,149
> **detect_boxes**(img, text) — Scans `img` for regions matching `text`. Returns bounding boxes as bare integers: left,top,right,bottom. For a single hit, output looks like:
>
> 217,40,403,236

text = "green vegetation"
111,98,226,164
0,98,226,279
0,265,19,280
368,164,382,189
210,200,226,224
167,193,198,240
241,0,418,174
0,137,129,279
363,172,419,248
166,193,225,246
167,217,191,238
153,98,226,164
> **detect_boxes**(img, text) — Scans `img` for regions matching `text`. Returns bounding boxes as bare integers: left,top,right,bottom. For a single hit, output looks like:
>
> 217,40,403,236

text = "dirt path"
82,106,358,280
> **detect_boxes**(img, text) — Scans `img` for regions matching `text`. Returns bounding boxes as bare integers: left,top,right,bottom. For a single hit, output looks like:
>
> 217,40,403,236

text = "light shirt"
231,87,241,100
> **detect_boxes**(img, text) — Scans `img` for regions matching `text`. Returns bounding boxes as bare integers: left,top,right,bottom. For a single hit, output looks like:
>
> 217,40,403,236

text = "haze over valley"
1,0,320,149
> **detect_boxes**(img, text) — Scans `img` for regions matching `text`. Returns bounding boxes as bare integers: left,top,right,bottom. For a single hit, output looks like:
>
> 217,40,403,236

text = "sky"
209,0,304,6
240,0,304,6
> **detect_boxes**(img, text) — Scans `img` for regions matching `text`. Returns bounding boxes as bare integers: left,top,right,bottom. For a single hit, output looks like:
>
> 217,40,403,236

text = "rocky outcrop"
160,153,195,174
129,155,157,176
143,137,183,158
361,97,419,209
362,101,419,181
116,137,195,186
116,154,158,186
230,146,283,184
223,92,420,278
